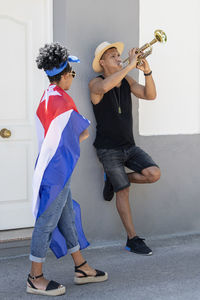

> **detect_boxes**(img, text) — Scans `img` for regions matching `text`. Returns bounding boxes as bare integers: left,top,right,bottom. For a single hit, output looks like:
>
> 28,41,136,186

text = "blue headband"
45,55,80,77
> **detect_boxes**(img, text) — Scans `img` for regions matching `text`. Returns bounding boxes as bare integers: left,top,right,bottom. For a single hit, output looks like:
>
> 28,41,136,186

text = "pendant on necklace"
118,106,122,114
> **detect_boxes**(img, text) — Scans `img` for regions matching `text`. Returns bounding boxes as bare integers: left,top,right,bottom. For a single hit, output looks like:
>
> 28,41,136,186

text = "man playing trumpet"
89,42,161,255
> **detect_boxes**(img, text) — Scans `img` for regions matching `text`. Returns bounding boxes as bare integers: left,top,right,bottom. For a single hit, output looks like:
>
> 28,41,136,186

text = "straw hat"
92,41,124,73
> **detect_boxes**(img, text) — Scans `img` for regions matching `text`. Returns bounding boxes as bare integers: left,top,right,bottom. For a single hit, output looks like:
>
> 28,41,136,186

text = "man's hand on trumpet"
136,57,151,74
127,48,151,74
127,48,140,69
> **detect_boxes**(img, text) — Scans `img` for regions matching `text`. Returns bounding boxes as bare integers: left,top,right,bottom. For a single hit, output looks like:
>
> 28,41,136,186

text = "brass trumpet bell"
154,30,167,43
123,29,167,65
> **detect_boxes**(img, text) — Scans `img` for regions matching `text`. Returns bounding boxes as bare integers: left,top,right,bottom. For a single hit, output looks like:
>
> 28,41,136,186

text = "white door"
0,0,52,229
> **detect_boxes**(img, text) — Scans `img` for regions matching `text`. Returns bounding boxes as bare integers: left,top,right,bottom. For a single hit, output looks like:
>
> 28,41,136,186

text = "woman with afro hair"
27,43,108,296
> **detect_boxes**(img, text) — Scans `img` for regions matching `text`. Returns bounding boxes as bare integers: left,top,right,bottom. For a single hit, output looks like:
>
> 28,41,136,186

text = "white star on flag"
41,85,61,110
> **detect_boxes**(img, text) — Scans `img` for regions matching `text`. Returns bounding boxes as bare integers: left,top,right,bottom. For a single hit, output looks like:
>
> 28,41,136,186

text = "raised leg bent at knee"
128,166,161,184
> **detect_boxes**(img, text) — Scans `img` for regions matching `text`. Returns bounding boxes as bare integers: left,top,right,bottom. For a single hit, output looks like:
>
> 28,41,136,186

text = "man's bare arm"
125,57,157,100
125,73,157,100
89,49,140,105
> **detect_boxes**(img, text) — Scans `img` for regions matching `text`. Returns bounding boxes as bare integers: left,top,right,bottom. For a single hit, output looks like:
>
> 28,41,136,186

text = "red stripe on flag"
37,85,78,136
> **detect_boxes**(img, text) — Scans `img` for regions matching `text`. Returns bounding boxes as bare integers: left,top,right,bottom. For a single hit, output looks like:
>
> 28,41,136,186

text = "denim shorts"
97,145,159,193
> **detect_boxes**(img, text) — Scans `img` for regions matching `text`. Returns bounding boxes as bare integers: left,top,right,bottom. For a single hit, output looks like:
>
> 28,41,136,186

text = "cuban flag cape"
32,84,90,258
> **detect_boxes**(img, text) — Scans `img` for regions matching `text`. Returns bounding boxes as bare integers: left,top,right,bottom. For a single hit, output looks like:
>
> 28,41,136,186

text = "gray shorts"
97,145,159,193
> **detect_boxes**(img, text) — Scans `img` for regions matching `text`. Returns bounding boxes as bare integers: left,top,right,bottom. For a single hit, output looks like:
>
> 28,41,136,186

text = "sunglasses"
69,70,76,78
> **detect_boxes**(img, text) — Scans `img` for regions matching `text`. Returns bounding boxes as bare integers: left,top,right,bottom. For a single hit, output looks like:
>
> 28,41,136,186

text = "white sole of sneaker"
125,246,153,256
74,272,108,285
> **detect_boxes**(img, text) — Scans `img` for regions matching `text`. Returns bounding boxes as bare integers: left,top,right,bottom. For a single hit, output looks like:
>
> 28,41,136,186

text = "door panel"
0,0,52,229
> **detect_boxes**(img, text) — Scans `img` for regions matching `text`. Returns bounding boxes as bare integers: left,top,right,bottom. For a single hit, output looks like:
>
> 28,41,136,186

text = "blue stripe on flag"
36,111,90,258
37,111,89,218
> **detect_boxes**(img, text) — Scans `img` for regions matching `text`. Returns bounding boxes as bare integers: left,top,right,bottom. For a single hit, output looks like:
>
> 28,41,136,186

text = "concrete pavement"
0,234,200,300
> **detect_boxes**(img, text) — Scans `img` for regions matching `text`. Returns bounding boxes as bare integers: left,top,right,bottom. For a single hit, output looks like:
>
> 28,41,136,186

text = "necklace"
113,87,121,114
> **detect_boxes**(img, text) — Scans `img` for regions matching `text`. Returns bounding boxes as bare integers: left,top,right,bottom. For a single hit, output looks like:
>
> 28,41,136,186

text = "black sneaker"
125,236,152,255
103,174,114,201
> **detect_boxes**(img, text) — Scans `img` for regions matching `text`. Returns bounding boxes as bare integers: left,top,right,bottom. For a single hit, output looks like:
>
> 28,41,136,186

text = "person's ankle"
128,234,136,240
75,260,86,268
29,273,43,280
78,263,90,270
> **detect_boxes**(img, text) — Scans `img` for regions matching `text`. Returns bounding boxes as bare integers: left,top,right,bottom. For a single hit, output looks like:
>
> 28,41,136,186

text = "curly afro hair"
36,42,71,83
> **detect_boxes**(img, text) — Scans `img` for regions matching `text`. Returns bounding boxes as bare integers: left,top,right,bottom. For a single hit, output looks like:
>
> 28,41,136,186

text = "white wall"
139,0,200,135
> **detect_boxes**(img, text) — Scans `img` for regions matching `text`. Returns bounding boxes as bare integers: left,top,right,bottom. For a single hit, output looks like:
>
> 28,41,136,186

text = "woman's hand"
79,129,89,143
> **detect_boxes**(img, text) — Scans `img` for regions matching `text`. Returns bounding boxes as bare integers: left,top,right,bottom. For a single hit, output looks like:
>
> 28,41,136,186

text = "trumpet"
123,29,167,65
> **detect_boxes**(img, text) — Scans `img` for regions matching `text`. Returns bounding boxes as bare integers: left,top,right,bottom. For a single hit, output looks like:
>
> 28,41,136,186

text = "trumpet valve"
138,46,152,59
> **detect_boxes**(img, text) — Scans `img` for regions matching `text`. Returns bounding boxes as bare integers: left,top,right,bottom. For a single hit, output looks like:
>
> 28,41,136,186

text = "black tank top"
92,76,135,149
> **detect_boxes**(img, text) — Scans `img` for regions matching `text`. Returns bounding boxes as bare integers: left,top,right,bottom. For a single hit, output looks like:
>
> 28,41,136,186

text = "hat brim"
92,42,124,73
